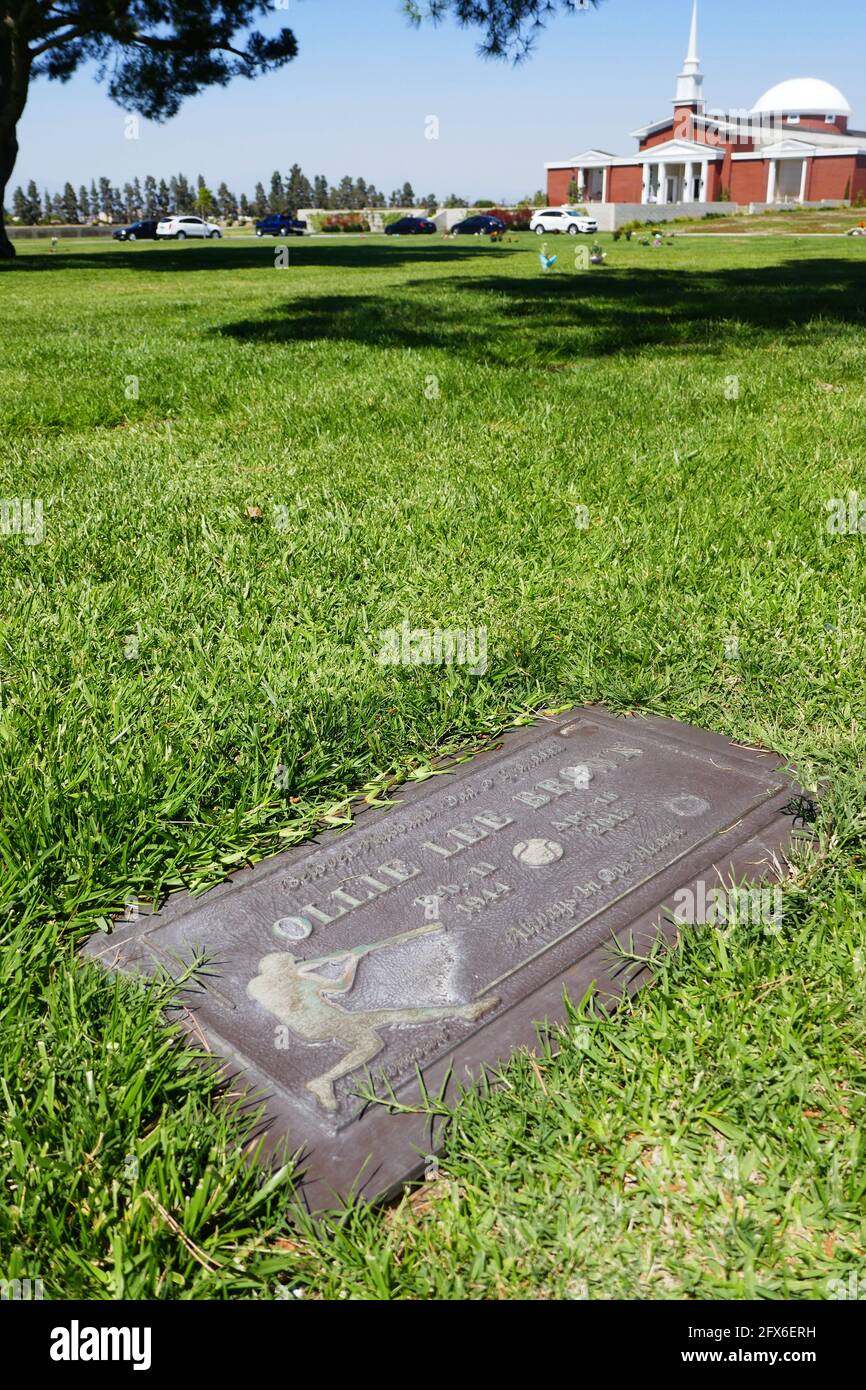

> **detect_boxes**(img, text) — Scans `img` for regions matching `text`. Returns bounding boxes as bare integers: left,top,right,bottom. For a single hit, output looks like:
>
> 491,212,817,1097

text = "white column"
576,168,584,200
766,159,777,203
685,162,695,202
602,165,609,203
641,163,652,204
799,158,809,202
700,159,709,202
657,162,668,205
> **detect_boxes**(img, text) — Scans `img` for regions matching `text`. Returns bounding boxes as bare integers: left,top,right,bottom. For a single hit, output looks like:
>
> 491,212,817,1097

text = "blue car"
112,219,160,241
451,214,506,236
255,212,307,237
385,216,436,236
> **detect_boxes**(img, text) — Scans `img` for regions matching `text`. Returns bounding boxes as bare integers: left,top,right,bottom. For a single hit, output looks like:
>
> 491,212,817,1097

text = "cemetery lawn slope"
0,233,864,1299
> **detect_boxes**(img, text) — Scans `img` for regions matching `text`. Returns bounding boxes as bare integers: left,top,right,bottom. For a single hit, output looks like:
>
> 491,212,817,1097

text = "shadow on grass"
0,240,516,274
213,257,866,363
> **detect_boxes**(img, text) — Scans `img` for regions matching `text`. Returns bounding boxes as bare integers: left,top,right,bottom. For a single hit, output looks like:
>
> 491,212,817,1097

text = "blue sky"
14,0,865,201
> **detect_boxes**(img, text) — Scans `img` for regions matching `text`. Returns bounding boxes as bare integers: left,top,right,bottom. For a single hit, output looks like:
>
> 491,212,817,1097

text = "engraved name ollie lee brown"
243,741,719,1113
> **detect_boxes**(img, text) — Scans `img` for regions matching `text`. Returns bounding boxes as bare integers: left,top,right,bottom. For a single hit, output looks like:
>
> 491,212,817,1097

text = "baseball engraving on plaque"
84,708,804,1206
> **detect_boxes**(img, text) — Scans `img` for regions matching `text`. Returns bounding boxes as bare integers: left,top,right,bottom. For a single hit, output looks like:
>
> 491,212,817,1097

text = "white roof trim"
544,150,618,170
731,145,866,161
699,120,864,150
631,137,724,162
629,117,673,140
757,137,818,154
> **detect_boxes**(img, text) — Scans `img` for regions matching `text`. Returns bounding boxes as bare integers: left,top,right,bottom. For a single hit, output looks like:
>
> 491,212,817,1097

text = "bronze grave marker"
84,708,805,1208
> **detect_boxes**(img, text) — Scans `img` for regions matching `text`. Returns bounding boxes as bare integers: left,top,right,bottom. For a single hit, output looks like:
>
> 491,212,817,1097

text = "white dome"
752,78,851,117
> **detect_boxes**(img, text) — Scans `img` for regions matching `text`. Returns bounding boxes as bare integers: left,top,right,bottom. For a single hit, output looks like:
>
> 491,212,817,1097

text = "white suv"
530,207,598,236
156,215,222,240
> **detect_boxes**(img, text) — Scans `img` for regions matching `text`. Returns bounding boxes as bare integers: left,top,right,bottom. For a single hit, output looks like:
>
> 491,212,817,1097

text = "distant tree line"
6,164,546,225
5,166,459,224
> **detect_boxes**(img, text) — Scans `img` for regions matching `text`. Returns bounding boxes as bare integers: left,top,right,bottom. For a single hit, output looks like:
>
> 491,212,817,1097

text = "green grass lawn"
1,232,865,1300
677,206,866,235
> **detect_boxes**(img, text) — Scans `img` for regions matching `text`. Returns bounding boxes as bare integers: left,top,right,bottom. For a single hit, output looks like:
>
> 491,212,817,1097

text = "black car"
385,216,436,236
451,214,506,236
255,212,307,237
113,220,159,241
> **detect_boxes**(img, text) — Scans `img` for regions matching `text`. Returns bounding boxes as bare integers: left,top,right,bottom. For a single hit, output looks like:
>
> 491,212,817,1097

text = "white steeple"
674,0,705,109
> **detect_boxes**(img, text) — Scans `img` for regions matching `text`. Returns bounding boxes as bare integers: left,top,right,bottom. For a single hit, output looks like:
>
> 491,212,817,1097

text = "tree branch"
126,32,256,64
29,24,87,56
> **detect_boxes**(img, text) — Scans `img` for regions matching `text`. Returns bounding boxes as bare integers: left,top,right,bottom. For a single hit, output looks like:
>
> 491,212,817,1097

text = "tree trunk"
0,32,32,261
0,124,19,259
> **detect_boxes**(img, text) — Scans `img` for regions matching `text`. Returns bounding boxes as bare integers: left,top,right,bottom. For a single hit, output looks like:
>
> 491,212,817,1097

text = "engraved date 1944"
415,861,510,919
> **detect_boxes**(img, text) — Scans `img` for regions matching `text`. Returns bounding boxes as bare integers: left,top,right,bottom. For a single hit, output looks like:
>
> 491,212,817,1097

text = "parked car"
530,208,598,236
255,212,307,237
385,216,436,236
156,215,222,240
112,220,160,241
450,214,506,236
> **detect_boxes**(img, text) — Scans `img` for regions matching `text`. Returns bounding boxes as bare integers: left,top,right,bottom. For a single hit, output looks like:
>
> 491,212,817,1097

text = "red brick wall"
730,159,769,203
548,163,644,205
719,145,736,199
672,109,696,142
808,155,856,201
852,157,866,202
546,168,575,205
725,155,854,203
639,124,676,151
783,116,848,134
608,165,643,202
704,162,723,201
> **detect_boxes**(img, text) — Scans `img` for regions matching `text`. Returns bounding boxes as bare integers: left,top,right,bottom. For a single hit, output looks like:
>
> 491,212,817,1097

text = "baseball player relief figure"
247,922,500,1113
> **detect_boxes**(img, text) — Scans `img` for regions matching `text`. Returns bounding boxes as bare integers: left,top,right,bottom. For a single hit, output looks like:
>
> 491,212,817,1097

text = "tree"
216,181,237,220
78,183,90,220
143,175,158,218
312,174,329,209
268,170,284,211
157,178,170,215
238,191,250,217
0,4,299,258
400,181,415,207
284,163,313,213
334,175,354,209
95,176,110,221
25,178,40,222
174,173,193,211
252,181,267,217
194,182,215,217
61,181,79,223
10,183,30,222
406,2,600,60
